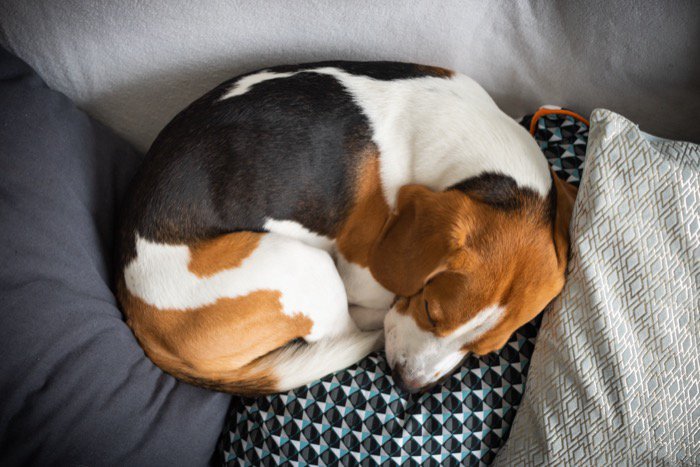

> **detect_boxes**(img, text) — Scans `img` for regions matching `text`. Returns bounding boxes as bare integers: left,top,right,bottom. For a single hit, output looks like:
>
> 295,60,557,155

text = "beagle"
116,61,576,395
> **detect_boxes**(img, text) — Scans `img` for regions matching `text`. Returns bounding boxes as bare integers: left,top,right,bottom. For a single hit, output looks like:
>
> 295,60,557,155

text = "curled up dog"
115,61,577,395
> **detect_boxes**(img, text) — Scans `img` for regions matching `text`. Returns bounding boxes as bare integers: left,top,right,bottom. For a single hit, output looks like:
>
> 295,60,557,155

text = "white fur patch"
271,330,384,391
335,253,394,309
124,233,355,340
348,306,389,331
326,70,551,206
456,304,507,345
219,66,551,207
219,70,298,100
263,218,334,251
384,304,505,386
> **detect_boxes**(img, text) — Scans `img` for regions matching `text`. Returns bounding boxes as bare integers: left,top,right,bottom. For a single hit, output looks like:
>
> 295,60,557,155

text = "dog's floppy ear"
369,185,459,297
551,171,578,269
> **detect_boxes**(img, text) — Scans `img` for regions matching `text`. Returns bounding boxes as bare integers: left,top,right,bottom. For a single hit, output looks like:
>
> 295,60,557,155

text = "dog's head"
369,173,577,392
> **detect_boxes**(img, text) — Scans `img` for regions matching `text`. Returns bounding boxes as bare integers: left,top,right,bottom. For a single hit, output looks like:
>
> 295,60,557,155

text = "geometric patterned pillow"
495,109,700,465
217,108,589,467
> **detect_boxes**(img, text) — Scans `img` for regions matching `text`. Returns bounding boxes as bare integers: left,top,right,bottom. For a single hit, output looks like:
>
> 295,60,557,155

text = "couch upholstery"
1,0,698,152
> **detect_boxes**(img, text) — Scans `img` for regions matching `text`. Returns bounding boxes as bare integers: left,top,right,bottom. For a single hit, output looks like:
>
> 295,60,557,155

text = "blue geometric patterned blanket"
218,109,589,466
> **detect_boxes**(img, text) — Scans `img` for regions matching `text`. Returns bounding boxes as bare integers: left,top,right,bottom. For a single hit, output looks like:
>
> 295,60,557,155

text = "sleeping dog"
116,61,576,395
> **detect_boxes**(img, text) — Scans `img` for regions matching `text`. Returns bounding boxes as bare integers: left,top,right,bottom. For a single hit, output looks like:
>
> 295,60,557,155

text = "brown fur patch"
188,231,261,277
415,64,454,78
551,170,578,265
335,145,390,266
118,282,313,395
369,185,466,297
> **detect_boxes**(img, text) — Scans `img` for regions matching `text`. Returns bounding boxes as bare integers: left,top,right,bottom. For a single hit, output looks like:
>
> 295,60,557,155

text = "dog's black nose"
391,365,422,394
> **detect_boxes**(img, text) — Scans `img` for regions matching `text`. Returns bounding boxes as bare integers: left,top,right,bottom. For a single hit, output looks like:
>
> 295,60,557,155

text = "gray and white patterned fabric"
495,109,700,466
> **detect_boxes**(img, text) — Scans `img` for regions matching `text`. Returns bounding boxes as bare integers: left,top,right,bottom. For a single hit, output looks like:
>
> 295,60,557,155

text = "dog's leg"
123,230,383,395
336,254,394,309
349,305,389,331
253,235,384,391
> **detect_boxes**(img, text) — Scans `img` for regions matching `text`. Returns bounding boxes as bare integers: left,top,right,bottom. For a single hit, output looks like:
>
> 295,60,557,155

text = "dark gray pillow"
0,47,230,466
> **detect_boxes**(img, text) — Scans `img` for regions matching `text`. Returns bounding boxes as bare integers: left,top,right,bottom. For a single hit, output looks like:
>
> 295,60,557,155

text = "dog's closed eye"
424,299,437,327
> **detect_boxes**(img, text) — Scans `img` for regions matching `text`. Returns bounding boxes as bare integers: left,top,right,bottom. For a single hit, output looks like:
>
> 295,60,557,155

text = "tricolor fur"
116,61,576,395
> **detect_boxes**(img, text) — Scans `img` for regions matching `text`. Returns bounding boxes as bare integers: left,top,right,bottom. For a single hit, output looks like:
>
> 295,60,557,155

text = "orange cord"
529,108,590,135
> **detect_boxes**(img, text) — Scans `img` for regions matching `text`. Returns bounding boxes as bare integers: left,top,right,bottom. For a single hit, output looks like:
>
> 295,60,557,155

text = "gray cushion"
0,48,230,466
495,109,700,465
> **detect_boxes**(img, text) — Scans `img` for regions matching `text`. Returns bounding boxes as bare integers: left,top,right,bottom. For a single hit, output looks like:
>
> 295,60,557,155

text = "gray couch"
1,0,698,149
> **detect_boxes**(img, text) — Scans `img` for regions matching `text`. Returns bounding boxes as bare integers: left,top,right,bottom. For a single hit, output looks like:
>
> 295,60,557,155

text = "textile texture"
0,47,231,467
495,109,700,465
1,1,698,151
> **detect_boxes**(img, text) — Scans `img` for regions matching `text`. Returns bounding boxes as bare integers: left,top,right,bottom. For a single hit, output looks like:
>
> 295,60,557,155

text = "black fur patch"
449,172,553,223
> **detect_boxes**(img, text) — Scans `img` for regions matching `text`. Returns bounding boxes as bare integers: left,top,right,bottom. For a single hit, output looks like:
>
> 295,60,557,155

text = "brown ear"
551,171,578,268
369,185,460,297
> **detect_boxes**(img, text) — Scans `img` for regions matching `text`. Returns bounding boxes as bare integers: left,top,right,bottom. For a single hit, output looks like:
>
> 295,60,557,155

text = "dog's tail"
176,331,384,396
257,331,384,393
